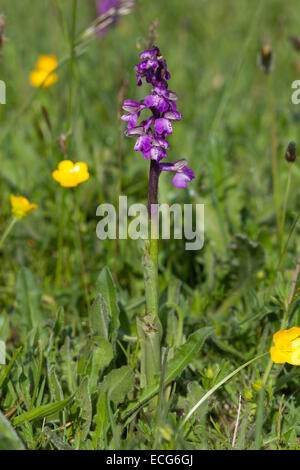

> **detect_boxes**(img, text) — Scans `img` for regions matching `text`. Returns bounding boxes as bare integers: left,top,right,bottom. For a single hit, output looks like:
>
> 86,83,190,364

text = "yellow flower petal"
52,161,90,188
35,55,58,72
291,338,300,350
74,162,88,173
52,170,77,187
42,73,58,88
270,346,288,364
30,55,58,88
284,327,300,342
10,195,38,219
271,327,300,366
58,160,75,171
290,349,300,366
29,70,58,88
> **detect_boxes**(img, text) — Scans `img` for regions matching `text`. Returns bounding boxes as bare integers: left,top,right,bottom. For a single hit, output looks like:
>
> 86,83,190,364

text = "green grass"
0,0,300,450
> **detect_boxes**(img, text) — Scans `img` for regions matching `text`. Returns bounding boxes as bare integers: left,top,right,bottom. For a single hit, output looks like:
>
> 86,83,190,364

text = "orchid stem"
137,160,162,387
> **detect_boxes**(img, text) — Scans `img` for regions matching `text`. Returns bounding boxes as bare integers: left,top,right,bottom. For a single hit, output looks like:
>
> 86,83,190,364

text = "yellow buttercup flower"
270,327,300,366
10,195,38,219
52,160,90,188
30,55,58,88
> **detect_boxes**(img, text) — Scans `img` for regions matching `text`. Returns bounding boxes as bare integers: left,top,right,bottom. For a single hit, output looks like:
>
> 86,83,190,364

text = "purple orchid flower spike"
95,0,120,36
122,45,195,388
121,45,195,213
90,1,135,38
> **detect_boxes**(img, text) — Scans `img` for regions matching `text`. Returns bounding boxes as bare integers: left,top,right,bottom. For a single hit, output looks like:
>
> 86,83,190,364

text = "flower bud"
258,43,273,74
289,35,300,51
252,380,263,392
285,141,297,163
205,366,214,379
244,389,254,401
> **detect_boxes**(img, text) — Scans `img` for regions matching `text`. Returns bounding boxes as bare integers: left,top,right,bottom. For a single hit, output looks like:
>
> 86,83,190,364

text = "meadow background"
0,0,300,450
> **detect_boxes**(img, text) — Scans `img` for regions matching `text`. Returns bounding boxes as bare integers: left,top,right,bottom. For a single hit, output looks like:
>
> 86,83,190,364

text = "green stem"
279,213,300,273
281,163,292,232
164,302,183,347
0,217,18,250
288,254,300,306
148,211,159,316
55,0,72,46
65,0,77,150
280,162,292,257
259,255,300,423
180,352,268,434
262,358,273,387
71,189,89,309
254,388,265,449
267,76,281,248
137,237,162,388
114,76,128,280
256,350,278,449
55,189,66,289
30,340,43,409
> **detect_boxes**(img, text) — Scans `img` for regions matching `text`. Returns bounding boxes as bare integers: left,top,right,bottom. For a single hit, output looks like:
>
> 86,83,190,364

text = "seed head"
285,141,297,163
289,35,300,52
258,42,274,74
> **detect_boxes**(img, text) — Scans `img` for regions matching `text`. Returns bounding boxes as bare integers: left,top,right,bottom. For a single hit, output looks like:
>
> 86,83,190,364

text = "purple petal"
154,118,173,136
152,137,169,149
122,99,142,113
156,79,169,88
150,146,168,161
144,94,169,113
96,0,120,15
166,90,178,101
139,47,160,60
159,159,187,172
134,134,153,152
159,159,195,188
152,85,169,98
137,59,159,72
153,87,178,101
95,0,121,36
169,101,177,112
121,112,140,128
172,172,191,188
163,111,182,121
124,126,144,137
142,149,151,160
141,116,154,132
